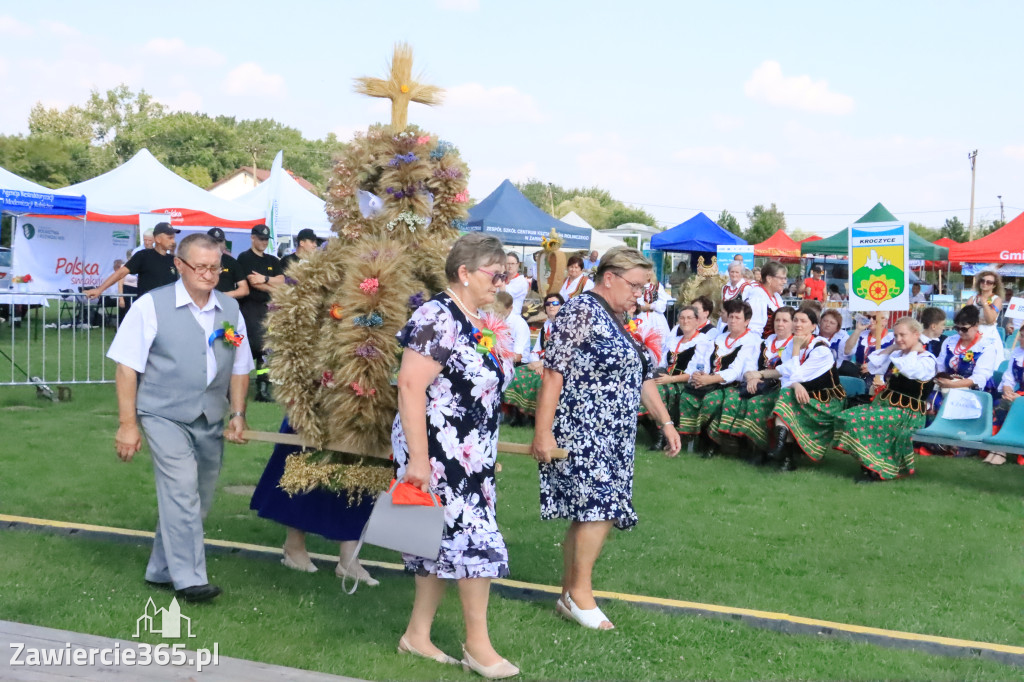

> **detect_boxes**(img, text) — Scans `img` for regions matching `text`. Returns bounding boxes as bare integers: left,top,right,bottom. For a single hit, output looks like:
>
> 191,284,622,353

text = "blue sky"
0,0,1021,235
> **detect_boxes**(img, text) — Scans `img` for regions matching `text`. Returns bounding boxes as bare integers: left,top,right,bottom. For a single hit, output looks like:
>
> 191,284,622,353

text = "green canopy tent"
800,203,949,260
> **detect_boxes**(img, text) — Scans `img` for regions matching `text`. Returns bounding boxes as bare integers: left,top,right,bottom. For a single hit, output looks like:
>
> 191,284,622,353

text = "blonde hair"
974,270,1005,300
595,246,652,282
893,316,923,334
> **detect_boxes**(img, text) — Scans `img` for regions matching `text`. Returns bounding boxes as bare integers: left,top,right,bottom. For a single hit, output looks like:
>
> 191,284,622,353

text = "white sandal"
556,593,614,630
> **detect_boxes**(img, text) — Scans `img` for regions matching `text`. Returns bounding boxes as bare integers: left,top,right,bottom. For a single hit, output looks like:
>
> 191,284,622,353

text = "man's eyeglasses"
544,301,562,307
954,324,974,333
477,267,508,285
178,259,220,276
612,271,647,293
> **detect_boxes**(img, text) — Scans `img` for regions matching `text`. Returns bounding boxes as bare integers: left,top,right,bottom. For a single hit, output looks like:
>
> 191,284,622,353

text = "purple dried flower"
355,343,380,358
408,292,426,309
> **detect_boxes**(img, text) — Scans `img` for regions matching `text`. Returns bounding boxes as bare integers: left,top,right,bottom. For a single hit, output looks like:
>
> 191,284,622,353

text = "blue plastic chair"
913,390,994,449
992,360,1008,388
839,375,865,397
998,326,1007,343
1006,330,1020,350
983,397,1024,455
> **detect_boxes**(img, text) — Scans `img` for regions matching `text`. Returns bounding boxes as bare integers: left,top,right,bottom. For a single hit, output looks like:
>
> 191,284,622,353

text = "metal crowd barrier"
1,290,134,389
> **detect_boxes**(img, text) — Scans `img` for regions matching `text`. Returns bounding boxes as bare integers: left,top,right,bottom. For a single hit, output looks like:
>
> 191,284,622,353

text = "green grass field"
1,381,1022,680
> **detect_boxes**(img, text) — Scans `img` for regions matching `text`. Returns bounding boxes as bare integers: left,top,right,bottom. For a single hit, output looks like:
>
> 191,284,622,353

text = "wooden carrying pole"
236,430,568,460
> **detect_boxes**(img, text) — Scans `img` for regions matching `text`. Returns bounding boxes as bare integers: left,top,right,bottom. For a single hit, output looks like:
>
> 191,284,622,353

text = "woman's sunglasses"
544,301,562,307
980,279,996,285
954,324,974,333
477,268,508,285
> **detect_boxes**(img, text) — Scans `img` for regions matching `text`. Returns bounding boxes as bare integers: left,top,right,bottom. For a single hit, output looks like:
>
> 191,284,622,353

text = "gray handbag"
341,480,445,593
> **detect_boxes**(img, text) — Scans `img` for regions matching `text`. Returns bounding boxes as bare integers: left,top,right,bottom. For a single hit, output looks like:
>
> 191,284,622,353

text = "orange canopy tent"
754,230,801,259
798,235,822,244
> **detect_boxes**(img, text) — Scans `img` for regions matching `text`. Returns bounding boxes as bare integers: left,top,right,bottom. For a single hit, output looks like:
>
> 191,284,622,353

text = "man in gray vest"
106,233,254,603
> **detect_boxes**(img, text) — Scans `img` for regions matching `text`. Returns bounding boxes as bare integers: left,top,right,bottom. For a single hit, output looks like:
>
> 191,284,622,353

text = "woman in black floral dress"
392,233,519,678
531,246,681,631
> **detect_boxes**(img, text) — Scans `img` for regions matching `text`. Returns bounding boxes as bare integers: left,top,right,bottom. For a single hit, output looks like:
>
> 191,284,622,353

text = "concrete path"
1,619,367,681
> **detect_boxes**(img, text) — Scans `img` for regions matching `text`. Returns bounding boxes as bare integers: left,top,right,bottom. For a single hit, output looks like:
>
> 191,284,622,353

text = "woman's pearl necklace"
445,288,481,322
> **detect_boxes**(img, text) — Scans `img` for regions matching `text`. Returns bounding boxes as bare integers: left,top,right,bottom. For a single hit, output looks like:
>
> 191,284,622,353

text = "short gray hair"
445,233,506,282
177,233,220,261
595,245,652,282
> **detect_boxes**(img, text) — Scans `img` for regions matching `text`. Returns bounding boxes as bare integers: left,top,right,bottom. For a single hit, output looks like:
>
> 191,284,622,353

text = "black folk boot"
765,425,790,465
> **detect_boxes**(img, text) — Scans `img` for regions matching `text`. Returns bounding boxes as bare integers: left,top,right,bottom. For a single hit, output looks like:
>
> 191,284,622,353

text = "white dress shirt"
558,274,594,300
998,347,1023,392
505,274,530,318
744,284,782,337
524,319,553,363
691,331,760,384
107,280,255,384
936,332,1002,390
778,339,835,388
867,349,938,381
505,312,532,362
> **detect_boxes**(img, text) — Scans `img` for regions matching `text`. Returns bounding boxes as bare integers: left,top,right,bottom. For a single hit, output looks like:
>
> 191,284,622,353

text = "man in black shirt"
86,222,179,301
237,224,284,402
280,228,322,272
207,228,249,299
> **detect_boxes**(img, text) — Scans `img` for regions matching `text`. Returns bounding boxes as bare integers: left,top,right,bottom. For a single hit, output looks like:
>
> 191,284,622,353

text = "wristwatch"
230,411,246,419
264,275,269,284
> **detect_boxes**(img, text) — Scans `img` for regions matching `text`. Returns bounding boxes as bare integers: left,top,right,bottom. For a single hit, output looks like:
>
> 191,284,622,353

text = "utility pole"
547,183,555,215
968,150,978,240
998,195,1005,223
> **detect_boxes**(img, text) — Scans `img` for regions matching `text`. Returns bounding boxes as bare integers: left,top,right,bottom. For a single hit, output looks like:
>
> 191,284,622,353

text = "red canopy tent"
754,230,801,259
798,235,822,244
948,213,1024,263
925,237,960,272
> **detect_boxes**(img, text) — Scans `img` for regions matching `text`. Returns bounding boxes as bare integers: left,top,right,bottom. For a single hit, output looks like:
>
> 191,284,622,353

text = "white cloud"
158,90,204,112
437,0,480,10
330,123,363,141
711,113,744,132
469,162,538,200
41,21,79,37
744,60,854,115
1002,145,1024,160
143,38,225,66
223,62,286,97
438,82,543,124
674,145,778,172
560,131,594,145
0,15,32,36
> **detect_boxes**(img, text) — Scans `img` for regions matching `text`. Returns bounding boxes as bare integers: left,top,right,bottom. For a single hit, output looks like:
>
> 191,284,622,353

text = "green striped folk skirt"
833,403,925,480
771,389,845,462
718,387,780,451
677,385,733,443
503,368,543,415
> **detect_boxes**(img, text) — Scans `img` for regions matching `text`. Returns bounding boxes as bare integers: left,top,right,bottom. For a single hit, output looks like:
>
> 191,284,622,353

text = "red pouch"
389,479,441,506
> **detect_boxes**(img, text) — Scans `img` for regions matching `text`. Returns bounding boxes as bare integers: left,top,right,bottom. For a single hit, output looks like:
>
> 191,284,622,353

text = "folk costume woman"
985,332,1024,465
744,261,787,338
967,270,1004,339
652,306,709,451
818,309,852,373
844,311,894,392
531,246,680,632
558,255,595,300
717,261,750,334
766,308,847,471
833,317,937,482
719,306,794,455
637,270,671,367
392,233,519,677
931,305,1002,413
678,298,760,454
503,293,562,418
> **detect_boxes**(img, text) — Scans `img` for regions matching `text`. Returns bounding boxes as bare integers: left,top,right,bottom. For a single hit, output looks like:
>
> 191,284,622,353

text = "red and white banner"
12,216,136,291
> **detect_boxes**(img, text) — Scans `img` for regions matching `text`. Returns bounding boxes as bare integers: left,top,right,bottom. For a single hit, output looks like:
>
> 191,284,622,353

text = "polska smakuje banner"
848,220,909,312
12,216,134,291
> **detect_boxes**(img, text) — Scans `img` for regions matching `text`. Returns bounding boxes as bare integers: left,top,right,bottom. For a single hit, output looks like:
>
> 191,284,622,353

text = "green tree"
85,85,167,162
141,113,243,182
941,216,968,242
28,103,92,141
516,179,654,229
0,134,99,187
908,221,941,242
716,209,743,237
554,196,610,228
745,203,786,244
605,204,656,229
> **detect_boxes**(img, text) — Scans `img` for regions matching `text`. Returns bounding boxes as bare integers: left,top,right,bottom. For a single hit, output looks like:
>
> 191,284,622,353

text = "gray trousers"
138,412,223,590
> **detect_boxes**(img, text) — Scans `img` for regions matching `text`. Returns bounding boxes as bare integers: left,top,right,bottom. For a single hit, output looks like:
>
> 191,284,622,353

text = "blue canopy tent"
0,189,86,216
466,179,590,250
650,212,747,252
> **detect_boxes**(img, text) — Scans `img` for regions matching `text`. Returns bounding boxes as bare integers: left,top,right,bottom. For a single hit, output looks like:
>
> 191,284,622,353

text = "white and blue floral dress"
539,292,653,531
392,293,514,579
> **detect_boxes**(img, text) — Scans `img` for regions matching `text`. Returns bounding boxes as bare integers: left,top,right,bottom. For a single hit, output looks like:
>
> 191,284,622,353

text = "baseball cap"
295,228,320,243
207,227,226,242
153,222,180,236
251,224,271,239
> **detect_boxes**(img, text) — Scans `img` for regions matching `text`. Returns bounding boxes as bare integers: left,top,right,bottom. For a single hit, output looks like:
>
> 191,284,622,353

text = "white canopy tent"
558,211,626,253
0,166,54,193
233,151,332,245
57,149,263,231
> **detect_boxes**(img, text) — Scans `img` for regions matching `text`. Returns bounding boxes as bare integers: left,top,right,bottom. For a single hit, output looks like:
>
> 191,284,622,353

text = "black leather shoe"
855,469,881,484
145,579,174,591
176,584,222,603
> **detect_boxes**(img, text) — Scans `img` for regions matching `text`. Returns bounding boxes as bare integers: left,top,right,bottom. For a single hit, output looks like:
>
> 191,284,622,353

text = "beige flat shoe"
397,636,459,665
461,644,519,679
335,561,379,587
281,548,317,573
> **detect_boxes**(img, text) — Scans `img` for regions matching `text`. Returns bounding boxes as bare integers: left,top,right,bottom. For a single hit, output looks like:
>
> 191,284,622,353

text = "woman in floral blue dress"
392,233,519,679
531,246,681,632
